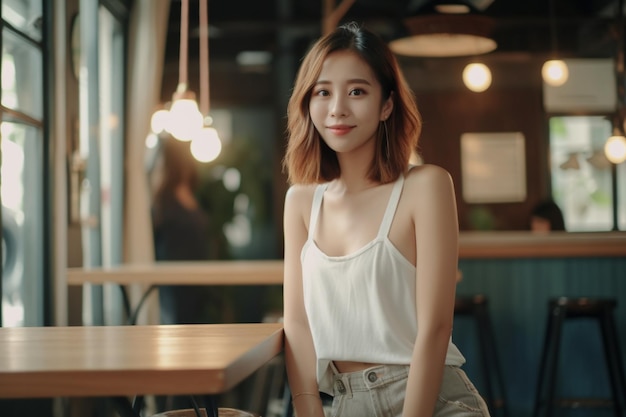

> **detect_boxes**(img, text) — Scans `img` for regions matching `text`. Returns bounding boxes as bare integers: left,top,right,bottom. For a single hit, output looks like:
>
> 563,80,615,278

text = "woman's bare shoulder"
405,164,454,188
284,183,319,212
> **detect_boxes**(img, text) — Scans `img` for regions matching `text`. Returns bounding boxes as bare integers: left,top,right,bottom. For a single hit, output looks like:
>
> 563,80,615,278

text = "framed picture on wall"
460,132,527,203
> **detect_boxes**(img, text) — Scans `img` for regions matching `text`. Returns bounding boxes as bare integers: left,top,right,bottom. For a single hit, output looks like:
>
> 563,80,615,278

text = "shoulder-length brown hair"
283,22,422,185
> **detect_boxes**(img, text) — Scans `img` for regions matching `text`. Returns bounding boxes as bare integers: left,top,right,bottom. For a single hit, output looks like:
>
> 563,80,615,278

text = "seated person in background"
530,199,565,232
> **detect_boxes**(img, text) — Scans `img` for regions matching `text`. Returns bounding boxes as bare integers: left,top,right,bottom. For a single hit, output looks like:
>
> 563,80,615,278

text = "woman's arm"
403,165,460,417
283,186,326,417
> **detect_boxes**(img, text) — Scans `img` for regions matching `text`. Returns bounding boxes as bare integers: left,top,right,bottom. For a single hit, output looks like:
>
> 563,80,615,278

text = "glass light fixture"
542,60,569,87
195,0,221,161
163,0,204,142
463,63,491,92
604,135,626,164
150,108,169,134
542,0,568,87
190,126,222,163
166,88,203,142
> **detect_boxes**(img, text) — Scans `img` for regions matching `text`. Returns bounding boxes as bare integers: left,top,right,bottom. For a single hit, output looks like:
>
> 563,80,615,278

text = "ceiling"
166,0,622,58
160,0,624,104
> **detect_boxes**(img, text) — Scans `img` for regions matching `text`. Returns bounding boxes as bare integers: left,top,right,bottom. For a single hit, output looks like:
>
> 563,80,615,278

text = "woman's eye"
349,88,365,96
314,89,329,97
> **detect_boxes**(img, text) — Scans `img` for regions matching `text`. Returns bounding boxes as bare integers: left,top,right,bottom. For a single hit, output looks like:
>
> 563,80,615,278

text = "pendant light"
166,0,203,142
191,0,222,163
542,0,568,86
605,0,626,165
463,62,491,92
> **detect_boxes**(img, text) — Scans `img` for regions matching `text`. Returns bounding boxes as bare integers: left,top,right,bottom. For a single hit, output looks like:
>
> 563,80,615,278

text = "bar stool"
532,297,626,417
454,294,509,417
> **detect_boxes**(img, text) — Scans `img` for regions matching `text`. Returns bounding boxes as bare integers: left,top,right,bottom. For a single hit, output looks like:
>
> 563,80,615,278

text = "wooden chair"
150,407,259,417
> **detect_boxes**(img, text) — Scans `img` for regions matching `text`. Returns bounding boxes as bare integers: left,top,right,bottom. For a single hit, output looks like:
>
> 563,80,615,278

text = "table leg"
110,396,141,417
199,395,219,417
127,285,157,325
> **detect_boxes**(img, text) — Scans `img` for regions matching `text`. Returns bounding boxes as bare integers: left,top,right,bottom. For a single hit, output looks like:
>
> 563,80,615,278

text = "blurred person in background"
151,136,213,324
530,199,565,232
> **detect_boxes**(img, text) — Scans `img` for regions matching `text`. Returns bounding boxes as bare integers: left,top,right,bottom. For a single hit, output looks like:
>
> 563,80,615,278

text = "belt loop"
333,371,353,399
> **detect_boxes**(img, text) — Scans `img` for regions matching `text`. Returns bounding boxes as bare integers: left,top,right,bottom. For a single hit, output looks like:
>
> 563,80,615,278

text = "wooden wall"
407,56,552,231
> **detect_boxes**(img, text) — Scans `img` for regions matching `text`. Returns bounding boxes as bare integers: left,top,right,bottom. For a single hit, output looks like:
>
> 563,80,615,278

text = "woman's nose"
329,95,347,117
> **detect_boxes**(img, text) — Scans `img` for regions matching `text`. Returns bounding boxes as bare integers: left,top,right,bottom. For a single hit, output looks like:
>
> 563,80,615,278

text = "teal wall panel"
455,257,626,417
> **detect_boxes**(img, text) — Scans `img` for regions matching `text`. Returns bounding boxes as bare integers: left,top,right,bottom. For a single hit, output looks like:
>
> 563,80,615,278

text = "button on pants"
329,363,490,417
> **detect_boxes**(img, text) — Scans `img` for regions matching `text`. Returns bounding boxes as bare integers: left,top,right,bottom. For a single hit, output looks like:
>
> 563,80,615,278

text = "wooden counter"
459,231,626,259
67,259,284,286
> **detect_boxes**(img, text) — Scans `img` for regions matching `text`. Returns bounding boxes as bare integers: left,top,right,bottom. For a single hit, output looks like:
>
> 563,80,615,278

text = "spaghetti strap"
377,175,405,238
308,184,328,239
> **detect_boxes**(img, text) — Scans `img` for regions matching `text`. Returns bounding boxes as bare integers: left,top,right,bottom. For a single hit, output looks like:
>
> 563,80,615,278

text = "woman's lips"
327,125,354,135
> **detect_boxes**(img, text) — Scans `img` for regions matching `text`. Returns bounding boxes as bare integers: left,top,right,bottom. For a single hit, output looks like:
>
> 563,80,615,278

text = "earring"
383,120,390,160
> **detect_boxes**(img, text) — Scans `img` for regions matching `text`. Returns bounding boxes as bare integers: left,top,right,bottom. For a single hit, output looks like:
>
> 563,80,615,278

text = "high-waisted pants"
328,363,490,417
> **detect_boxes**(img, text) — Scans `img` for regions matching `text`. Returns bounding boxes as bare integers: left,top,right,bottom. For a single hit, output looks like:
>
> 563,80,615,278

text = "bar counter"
454,231,626,417
459,231,626,259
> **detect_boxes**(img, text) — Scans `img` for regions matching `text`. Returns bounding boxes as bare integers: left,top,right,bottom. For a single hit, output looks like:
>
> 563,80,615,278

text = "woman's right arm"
283,186,326,417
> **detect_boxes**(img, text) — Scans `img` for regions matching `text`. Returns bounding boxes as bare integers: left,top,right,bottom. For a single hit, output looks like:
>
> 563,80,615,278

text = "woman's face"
308,50,392,156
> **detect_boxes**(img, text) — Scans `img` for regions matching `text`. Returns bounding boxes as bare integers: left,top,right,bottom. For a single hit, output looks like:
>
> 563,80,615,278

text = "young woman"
282,22,490,417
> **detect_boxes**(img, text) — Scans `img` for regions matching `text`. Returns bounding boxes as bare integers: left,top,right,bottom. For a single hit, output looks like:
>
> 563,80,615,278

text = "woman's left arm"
402,165,459,417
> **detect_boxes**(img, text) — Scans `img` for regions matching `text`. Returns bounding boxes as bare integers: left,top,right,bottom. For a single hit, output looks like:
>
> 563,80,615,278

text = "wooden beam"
323,0,356,35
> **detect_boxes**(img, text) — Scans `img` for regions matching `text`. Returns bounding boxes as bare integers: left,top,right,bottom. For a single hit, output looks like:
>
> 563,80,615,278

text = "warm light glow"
166,99,203,141
604,135,626,164
145,133,159,149
190,126,222,162
150,109,169,134
542,60,569,87
462,63,491,92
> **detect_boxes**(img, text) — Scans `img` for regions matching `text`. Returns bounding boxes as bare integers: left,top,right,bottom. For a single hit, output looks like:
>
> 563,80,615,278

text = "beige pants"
329,363,490,417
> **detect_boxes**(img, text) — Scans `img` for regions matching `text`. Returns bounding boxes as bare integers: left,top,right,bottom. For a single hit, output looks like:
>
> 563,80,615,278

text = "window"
1,0,45,326
549,116,625,231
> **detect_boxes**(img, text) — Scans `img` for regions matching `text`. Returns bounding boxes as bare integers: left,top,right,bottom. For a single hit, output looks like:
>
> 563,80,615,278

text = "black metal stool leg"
544,304,565,417
475,303,496,413
600,307,626,417
479,302,509,417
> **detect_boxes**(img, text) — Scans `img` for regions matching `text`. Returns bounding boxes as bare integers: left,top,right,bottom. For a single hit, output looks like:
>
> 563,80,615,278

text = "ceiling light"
605,135,626,164
542,0,569,86
435,4,471,14
389,14,497,57
542,60,569,87
463,63,492,92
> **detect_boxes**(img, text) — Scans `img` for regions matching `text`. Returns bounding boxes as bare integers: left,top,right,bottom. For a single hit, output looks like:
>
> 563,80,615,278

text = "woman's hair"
283,22,422,185
531,199,566,231
153,137,199,215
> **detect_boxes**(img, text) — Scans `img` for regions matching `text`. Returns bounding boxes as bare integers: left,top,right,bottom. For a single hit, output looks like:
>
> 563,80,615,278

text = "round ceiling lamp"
542,60,569,86
389,14,497,57
462,62,492,92
604,135,626,164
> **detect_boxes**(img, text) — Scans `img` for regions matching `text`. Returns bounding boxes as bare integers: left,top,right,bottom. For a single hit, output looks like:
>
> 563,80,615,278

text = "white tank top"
301,174,465,394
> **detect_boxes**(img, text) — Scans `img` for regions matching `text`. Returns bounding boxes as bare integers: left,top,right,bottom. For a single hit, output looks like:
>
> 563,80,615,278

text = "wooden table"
0,323,283,416
67,260,284,324
67,260,284,286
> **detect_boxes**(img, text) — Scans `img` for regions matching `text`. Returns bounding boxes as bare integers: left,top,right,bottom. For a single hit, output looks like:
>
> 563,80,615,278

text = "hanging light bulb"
191,125,222,163
542,60,569,86
150,108,169,134
463,63,491,92
166,88,203,141
542,0,568,87
164,0,203,142
195,0,222,159
604,135,626,164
